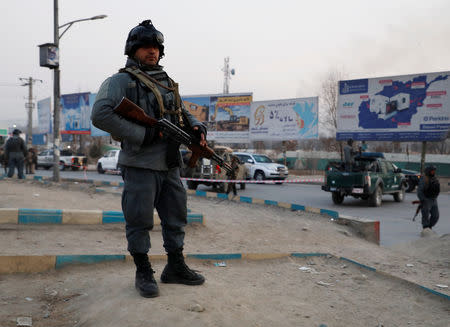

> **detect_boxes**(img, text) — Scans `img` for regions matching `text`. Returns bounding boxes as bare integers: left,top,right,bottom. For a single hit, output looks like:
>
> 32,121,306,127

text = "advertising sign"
37,97,52,134
337,71,450,141
250,97,318,141
89,93,110,137
182,96,210,124
32,133,47,145
60,92,91,134
182,93,252,143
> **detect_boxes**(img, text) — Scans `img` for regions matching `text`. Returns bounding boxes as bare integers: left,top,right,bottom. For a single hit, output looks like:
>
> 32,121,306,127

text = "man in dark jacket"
343,138,356,172
417,165,440,232
92,20,206,298
5,129,27,179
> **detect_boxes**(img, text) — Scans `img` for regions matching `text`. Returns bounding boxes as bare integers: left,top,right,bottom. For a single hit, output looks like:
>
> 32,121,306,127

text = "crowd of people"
0,129,37,179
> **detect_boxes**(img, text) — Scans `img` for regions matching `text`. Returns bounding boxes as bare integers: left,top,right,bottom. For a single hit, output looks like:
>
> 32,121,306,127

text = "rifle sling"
120,67,185,127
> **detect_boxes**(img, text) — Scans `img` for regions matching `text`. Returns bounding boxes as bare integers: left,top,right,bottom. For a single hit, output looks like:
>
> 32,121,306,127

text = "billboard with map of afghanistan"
250,97,318,141
337,71,450,141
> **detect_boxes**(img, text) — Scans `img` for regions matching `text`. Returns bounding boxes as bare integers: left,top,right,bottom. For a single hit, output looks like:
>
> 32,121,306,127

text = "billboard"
337,71,450,141
37,97,52,134
182,93,252,143
60,92,91,134
250,97,318,141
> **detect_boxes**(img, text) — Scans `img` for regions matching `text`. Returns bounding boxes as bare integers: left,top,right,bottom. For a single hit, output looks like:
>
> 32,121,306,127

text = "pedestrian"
91,19,207,298
417,165,440,233
32,148,37,172
4,129,27,179
226,155,239,196
25,148,36,174
343,138,356,172
359,140,368,152
0,147,7,175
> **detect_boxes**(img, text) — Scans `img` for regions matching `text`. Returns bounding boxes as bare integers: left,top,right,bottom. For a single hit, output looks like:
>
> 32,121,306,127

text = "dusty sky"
1,0,449,127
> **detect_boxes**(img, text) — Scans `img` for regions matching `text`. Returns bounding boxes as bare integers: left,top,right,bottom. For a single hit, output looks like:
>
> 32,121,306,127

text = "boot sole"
136,286,160,298
160,277,205,285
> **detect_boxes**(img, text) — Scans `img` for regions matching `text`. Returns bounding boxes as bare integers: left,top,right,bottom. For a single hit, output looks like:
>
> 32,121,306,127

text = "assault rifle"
412,200,422,221
113,97,232,173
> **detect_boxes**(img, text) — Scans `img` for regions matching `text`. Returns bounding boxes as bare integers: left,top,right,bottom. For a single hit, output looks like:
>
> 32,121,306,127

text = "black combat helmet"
124,20,165,58
12,129,21,135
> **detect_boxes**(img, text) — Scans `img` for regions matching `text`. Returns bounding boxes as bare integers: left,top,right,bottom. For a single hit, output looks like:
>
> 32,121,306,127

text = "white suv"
233,152,288,182
97,150,120,174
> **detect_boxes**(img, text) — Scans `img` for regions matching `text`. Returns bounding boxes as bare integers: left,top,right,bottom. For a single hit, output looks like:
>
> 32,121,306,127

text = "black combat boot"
132,253,159,298
160,250,205,285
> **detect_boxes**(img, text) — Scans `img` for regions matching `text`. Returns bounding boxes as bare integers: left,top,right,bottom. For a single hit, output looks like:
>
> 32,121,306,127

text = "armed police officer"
343,138,356,172
5,129,27,179
417,165,440,232
92,20,206,298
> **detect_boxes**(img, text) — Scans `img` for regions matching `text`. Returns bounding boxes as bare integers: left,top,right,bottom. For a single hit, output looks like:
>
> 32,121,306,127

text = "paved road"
34,169,449,247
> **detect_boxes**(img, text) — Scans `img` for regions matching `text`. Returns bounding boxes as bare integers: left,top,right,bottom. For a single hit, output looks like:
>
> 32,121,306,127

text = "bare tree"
320,70,346,134
320,69,346,158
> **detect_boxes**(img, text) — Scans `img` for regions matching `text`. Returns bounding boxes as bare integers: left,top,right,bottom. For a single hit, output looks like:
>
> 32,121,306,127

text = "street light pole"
50,0,106,182
52,0,61,182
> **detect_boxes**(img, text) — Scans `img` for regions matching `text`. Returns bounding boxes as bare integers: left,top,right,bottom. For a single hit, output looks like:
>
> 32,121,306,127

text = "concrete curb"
2,175,380,245
0,252,447,301
186,189,380,245
0,208,204,226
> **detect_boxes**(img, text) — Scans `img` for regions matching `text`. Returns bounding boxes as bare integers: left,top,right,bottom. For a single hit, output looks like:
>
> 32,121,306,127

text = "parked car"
97,150,120,174
322,152,406,207
36,149,87,171
232,152,288,182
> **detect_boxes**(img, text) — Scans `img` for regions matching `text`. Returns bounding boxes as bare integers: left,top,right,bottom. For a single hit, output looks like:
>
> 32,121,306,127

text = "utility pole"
39,0,106,182
19,77,42,146
222,57,235,94
53,0,61,182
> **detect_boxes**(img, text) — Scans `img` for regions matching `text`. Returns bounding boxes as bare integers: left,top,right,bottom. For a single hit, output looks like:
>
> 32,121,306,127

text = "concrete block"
0,208,18,224
62,209,102,224
242,253,290,260
277,202,291,209
305,206,321,214
338,215,380,245
0,255,56,273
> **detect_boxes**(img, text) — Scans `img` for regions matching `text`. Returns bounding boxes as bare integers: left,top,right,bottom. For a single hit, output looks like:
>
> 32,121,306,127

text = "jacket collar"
125,57,163,71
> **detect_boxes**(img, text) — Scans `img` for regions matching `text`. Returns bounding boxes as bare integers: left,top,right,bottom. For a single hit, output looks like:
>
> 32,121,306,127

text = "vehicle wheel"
406,179,416,193
71,166,79,171
332,192,344,204
240,183,246,190
44,165,50,170
254,171,265,181
59,161,65,171
217,182,226,193
369,185,382,207
394,184,405,202
97,163,105,174
187,180,198,190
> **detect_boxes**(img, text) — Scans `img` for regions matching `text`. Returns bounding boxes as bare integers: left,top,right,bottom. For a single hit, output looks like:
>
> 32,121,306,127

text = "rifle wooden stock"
114,97,159,127
113,97,232,172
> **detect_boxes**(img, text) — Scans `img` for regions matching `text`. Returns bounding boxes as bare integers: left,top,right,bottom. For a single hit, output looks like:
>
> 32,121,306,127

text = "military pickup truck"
321,152,406,207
